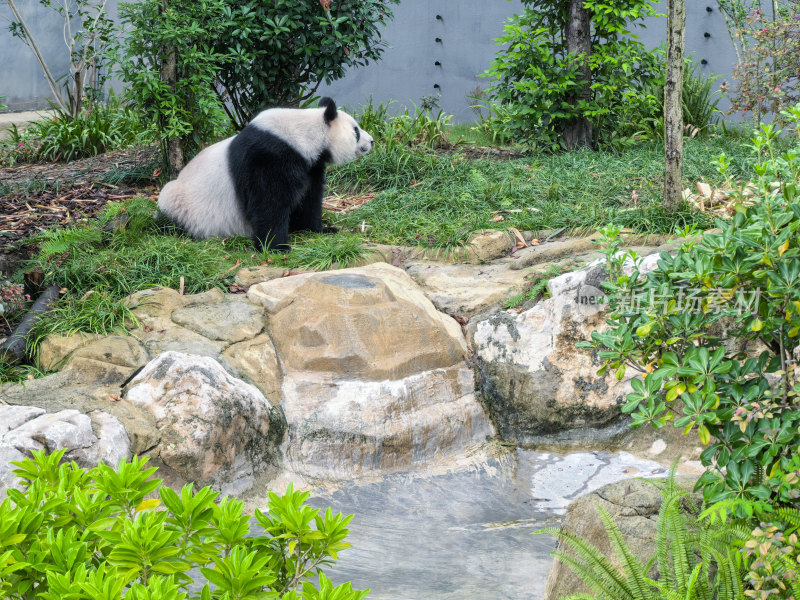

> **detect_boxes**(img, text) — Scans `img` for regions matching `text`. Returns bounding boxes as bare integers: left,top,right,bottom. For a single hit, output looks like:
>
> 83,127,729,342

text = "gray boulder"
469,264,633,444
543,475,699,600
123,351,284,494
0,405,130,498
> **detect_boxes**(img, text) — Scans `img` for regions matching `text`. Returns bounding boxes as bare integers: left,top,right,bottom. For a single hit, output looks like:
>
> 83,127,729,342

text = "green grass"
448,123,504,147
26,291,140,358
285,233,368,271
326,135,751,247
0,361,49,385
504,262,575,309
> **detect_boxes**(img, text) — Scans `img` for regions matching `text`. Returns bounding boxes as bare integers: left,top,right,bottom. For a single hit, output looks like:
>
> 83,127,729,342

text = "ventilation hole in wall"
701,59,708,65
435,37,442,43
704,32,711,38
706,6,713,11
435,61,441,66
435,14,443,20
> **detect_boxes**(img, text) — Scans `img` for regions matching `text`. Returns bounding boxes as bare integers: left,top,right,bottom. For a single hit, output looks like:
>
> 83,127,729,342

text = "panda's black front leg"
251,208,291,252
289,164,328,234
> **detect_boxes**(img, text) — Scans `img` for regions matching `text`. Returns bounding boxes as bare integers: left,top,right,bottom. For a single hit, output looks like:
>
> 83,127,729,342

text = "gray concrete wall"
1,0,746,120
321,1,742,122
0,0,120,112
1,0,72,111
319,1,526,122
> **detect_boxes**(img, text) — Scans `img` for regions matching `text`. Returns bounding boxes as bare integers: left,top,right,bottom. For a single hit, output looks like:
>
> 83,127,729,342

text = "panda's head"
320,97,373,165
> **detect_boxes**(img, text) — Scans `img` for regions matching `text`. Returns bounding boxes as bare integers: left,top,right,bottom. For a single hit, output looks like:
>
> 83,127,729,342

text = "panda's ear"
319,97,337,124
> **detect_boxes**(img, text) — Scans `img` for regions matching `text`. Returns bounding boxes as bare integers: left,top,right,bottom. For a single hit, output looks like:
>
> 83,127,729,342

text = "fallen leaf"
143,325,153,333
508,227,527,249
530,239,540,246
696,181,713,198
391,257,402,267
109,394,121,402
490,215,504,222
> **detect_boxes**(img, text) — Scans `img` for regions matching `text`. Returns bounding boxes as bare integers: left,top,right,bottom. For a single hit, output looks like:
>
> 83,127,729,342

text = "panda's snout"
360,135,374,154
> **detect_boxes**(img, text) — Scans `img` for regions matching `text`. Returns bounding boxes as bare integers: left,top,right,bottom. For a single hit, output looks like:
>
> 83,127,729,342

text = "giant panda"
157,97,373,251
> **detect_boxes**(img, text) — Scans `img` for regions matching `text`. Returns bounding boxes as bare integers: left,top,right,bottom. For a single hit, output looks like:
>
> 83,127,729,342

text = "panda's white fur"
157,98,372,250
158,137,251,239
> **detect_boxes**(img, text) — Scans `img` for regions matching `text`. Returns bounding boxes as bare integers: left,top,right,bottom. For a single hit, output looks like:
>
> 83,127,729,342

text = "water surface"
309,449,667,600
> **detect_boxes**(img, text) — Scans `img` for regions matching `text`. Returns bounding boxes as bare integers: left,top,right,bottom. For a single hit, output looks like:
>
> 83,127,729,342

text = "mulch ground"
0,184,159,246
0,146,158,189
0,147,159,247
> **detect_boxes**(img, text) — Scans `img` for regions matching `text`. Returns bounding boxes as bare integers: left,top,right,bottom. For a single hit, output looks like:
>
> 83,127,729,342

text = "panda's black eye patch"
353,126,360,142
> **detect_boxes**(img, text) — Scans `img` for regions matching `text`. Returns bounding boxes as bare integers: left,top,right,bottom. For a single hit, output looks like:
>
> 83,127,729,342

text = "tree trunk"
664,0,685,211
71,70,84,118
161,44,184,176
563,0,592,150
157,0,184,175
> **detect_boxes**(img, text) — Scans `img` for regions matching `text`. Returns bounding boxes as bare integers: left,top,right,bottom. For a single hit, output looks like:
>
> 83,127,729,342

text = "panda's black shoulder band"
320,97,337,124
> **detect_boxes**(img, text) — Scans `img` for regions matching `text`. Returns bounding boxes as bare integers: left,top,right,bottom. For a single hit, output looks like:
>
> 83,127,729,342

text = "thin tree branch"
4,0,70,112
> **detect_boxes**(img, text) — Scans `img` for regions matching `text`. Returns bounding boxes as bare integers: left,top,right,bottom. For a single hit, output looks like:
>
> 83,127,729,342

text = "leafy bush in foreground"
581,107,800,511
1,449,366,599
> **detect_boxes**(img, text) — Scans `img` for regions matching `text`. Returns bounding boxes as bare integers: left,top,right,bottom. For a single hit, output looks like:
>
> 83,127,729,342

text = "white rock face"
281,367,493,479
123,351,281,493
470,263,635,443
0,405,130,498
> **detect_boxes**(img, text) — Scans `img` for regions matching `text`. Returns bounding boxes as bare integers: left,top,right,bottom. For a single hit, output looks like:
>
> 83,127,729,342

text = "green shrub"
118,0,399,167
211,0,399,129
742,507,800,599
0,449,367,599
631,55,723,139
581,106,800,511
351,98,453,151
538,466,749,600
117,0,231,169
728,2,800,126
480,0,662,149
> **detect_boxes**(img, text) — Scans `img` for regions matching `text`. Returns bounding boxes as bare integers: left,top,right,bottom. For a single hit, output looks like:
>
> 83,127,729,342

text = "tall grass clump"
2,98,149,165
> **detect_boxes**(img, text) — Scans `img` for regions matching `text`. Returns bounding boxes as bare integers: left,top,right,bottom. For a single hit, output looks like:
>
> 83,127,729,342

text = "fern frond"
709,545,744,600
37,226,103,258
685,563,702,598
663,492,694,594
539,526,635,600
776,506,800,529
552,550,633,600
597,506,655,600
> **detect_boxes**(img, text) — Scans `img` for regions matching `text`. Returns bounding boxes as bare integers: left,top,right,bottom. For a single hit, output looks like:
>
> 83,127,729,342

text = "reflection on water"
307,449,668,600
